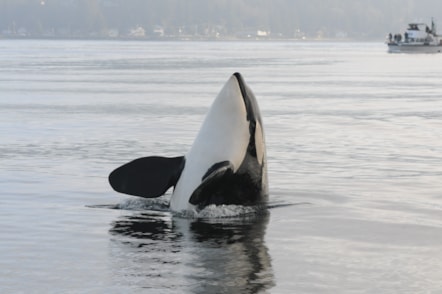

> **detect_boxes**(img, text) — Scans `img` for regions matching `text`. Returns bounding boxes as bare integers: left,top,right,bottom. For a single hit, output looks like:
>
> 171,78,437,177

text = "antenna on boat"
432,17,437,35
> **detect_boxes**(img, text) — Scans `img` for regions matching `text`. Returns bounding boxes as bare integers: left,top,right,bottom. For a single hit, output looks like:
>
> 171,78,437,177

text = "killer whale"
109,73,268,213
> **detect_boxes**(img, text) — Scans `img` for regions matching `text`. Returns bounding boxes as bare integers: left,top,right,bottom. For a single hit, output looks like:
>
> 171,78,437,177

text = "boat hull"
388,43,442,54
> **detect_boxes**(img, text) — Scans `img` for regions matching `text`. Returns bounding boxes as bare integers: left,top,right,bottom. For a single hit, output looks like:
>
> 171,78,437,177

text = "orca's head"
170,73,267,213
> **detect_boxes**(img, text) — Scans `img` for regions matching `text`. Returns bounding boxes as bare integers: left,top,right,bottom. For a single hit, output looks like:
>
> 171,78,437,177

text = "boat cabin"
405,23,434,43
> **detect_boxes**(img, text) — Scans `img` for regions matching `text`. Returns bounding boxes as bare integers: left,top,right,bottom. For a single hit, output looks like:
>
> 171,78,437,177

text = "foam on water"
116,196,171,212
182,204,263,219
111,195,271,219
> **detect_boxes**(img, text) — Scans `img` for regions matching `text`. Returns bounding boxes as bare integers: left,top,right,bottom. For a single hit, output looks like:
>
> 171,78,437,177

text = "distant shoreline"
0,35,383,42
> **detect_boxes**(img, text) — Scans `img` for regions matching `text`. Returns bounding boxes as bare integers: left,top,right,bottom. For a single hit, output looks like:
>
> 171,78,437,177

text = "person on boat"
404,32,409,42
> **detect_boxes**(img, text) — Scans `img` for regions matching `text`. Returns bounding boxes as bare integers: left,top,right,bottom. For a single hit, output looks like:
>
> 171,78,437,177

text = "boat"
386,18,442,53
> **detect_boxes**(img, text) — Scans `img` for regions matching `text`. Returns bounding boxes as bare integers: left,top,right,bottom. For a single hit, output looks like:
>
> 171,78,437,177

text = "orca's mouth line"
233,72,254,122
233,72,248,100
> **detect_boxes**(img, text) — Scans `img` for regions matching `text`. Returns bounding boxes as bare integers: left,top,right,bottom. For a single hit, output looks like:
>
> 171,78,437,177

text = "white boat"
386,19,442,53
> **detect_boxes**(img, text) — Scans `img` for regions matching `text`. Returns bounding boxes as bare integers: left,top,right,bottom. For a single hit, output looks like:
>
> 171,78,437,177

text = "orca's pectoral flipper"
109,156,185,198
189,161,235,207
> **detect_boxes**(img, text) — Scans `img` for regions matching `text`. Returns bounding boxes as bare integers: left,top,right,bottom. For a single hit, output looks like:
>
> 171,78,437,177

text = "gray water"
1,40,442,293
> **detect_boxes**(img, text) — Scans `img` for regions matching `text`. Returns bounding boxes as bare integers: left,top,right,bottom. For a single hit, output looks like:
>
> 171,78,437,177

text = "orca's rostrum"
109,73,268,213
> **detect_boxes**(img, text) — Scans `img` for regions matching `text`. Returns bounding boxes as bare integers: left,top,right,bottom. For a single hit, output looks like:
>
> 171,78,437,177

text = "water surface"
1,40,442,293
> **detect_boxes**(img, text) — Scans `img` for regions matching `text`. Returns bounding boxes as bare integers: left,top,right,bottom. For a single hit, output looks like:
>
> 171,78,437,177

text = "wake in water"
88,195,300,219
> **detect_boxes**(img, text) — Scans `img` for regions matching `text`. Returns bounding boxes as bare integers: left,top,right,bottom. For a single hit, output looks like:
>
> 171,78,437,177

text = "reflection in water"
109,211,274,293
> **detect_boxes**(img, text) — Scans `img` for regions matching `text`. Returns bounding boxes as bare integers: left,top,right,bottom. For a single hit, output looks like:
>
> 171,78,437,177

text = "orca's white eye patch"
255,121,264,165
